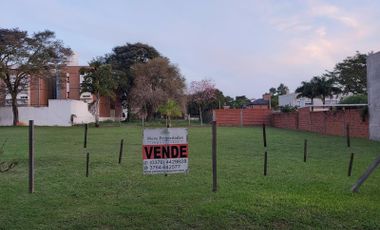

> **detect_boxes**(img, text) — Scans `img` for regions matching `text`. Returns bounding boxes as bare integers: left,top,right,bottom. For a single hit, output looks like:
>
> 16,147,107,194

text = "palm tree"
295,81,317,105
80,58,117,127
311,76,341,104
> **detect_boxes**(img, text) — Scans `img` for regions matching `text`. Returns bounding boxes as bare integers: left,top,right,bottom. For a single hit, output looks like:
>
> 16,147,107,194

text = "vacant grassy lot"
0,123,379,229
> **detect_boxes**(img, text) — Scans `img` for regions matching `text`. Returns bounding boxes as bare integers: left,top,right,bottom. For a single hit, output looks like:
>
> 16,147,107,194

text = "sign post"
142,128,189,174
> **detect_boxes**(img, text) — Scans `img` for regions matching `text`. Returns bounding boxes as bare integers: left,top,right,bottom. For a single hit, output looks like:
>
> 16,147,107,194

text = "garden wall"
271,107,368,138
214,108,272,126
215,107,368,138
0,99,95,126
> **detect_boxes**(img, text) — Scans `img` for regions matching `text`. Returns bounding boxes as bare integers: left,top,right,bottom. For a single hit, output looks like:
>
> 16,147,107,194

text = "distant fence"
214,108,271,126
213,107,368,138
271,107,368,138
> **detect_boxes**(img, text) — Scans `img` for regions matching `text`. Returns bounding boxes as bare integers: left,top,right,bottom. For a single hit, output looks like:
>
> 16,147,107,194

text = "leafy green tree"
0,28,72,125
159,99,182,127
80,58,117,127
276,83,289,95
340,94,367,104
267,83,289,109
224,96,234,107
106,43,161,119
269,87,277,95
233,95,250,108
329,52,368,95
129,57,185,120
296,76,340,105
271,95,279,109
187,88,227,123
189,79,216,125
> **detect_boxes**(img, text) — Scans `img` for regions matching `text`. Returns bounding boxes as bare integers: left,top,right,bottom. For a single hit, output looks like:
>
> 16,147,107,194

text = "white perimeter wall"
0,99,95,126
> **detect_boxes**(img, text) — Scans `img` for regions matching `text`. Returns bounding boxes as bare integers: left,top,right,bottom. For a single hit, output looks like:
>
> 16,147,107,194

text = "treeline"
0,28,250,126
295,52,368,105
268,52,369,110
1,28,371,126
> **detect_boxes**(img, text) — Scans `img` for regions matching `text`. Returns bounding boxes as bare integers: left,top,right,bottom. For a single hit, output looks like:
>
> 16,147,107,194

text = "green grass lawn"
1,124,379,229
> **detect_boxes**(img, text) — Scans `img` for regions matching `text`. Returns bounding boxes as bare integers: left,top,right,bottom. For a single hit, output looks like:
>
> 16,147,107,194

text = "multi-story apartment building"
0,65,123,120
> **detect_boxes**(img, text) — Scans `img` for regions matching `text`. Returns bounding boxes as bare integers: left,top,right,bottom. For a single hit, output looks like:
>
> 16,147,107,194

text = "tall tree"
224,96,234,107
106,43,161,119
80,58,118,127
295,81,317,104
0,28,72,125
276,83,289,95
189,79,216,125
330,52,368,95
269,87,277,95
129,57,185,120
267,83,289,109
233,95,250,108
311,76,341,104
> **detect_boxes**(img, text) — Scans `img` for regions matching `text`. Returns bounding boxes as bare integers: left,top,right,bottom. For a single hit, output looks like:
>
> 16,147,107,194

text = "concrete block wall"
0,99,95,126
367,51,380,141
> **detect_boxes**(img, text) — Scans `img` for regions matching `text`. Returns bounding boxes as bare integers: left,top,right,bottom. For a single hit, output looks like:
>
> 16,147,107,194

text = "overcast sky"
2,0,379,98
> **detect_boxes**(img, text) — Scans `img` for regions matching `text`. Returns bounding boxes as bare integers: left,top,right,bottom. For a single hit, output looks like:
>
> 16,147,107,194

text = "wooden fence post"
304,139,308,162
119,139,124,164
347,124,354,177
84,124,88,149
29,120,35,193
240,109,243,127
212,120,217,192
263,124,268,176
86,152,90,177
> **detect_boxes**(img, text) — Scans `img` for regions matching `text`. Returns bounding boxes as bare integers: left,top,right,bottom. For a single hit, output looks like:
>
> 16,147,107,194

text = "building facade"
0,65,123,120
279,93,341,108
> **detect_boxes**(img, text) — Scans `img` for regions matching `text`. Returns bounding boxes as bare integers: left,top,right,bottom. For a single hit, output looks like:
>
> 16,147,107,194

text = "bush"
340,94,367,104
279,105,298,113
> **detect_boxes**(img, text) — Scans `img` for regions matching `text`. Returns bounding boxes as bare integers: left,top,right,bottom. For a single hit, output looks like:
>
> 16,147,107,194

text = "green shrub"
340,94,367,104
279,105,298,113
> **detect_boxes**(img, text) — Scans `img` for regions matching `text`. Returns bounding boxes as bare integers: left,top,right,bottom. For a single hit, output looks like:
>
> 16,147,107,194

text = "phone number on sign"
148,164,184,170
146,159,187,165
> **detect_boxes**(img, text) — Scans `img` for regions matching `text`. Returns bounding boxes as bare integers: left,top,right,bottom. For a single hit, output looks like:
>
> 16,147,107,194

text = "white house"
279,93,342,108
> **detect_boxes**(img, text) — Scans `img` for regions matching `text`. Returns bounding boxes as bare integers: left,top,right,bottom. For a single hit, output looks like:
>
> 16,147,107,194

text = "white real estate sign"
142,128,189,174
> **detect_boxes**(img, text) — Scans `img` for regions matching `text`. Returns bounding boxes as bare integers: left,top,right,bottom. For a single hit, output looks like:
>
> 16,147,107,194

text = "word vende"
142,128,189,174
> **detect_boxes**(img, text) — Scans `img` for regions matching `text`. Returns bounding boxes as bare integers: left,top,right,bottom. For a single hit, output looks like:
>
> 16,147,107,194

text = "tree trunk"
168,115,171,127
311,97,314,111
95,93,100,127
126,104,131,122
322,96,326,105
145,104,154,121
11,94,19,126
199,106,203,126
